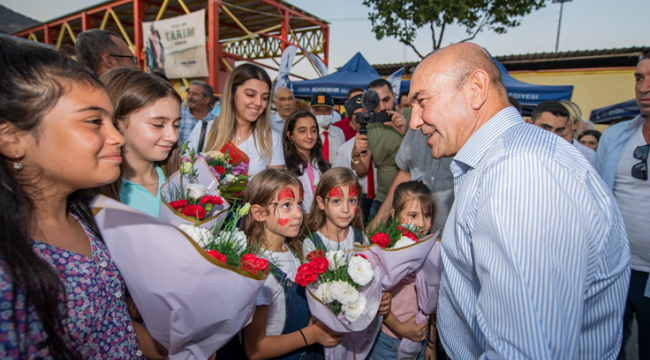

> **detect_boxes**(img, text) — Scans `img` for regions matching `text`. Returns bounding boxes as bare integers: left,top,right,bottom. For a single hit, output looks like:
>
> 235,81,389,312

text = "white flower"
225,174,235,183
347,255,373,286
315,282,333,303
215,229,248,248
179,224,212,248
329,280,359,306
325,250,347,271
180,162,193,173
187,184,207,200
400,223,419,233
313,177,320,187
342,293,367,323
393,236,417,249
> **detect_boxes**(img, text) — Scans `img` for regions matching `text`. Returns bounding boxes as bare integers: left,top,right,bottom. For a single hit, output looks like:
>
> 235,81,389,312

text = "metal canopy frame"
13,0,329,92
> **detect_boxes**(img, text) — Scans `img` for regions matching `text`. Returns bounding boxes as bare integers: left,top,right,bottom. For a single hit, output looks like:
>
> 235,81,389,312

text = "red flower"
181,205,206,220
206,250,227,263
306,249,325,260
169,199,189,211
213,165,226,175
310,257,329,274
404,231,419,242
354,254,368,260
295,263,318,287
371,233,391,248
200,195,223,206
241,253,270,275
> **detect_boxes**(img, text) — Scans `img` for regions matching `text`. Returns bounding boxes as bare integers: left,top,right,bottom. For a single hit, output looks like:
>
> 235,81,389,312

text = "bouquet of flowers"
396,238,442,359
298,247,384,359
160,143,229,228
92,196,268,360
192,149,250,202
364,220,441,289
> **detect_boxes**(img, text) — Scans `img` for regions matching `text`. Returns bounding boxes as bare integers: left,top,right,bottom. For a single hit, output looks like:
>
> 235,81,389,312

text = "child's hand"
398,315,427,343
377,291,391,316
425,342,436,360
306,320,344,347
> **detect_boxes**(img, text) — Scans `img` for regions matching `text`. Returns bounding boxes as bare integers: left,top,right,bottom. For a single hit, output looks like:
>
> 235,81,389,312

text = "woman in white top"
282,110,331,214
187,63,284,176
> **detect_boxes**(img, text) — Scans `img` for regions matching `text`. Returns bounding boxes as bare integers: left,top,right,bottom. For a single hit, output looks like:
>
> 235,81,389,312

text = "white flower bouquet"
299,248,384,359
92,196,266,360
160,143,229,229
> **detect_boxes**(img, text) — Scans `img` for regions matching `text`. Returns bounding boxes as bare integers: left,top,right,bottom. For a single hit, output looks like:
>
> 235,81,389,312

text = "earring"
13,154,22,170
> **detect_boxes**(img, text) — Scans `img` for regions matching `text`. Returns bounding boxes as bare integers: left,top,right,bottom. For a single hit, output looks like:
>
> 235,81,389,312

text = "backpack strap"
352,229,365,245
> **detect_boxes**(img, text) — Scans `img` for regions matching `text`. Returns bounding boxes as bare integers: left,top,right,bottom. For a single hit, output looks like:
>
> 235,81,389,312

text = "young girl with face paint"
368,181,437,360
99,67,181,218
304,168,393,318
241,169,343,360
0,39,165,358
282,110,331,214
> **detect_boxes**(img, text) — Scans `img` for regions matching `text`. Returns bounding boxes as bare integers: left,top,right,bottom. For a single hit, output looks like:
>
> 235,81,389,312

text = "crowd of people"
0,27,648,360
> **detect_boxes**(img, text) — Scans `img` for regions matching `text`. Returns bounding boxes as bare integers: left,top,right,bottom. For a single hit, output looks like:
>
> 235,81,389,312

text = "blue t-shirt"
120,165,166,218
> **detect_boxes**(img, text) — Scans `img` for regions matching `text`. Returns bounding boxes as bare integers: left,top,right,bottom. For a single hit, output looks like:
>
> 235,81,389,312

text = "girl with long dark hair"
0,38,164,358
282,110,331,214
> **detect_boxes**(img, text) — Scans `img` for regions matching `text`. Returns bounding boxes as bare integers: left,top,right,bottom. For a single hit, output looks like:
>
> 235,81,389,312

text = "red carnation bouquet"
160,143,229,228
298,246,384,360
364,219,440,289
92,196,267,360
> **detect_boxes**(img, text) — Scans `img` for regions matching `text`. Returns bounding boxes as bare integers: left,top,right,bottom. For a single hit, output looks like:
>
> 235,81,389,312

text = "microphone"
361,89,380,112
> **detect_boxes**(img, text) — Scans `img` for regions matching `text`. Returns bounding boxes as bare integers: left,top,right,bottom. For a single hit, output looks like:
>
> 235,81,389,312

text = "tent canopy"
589,99,639,124
399,57,574,116
289,52,382,102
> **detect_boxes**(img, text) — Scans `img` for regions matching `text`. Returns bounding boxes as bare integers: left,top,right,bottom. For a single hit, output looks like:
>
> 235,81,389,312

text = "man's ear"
100,53,117,70
250,204,267,222
0,121,27,159
467,70,490,111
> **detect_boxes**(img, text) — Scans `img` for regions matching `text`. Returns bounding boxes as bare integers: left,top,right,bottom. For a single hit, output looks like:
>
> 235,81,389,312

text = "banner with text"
143,10,208,79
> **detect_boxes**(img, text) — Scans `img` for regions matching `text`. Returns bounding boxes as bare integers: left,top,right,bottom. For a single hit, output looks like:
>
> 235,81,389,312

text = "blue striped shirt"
179,106,216,145
438,107,630,359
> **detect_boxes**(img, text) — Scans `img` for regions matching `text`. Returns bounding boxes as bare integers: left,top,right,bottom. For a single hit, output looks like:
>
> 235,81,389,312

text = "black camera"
355,111,390,136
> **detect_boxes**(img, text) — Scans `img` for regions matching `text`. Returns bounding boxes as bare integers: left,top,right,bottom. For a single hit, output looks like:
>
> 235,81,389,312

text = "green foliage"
362,0,546,56
365,216,404,248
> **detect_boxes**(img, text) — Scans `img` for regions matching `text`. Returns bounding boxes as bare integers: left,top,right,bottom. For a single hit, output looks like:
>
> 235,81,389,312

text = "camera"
354,111,391,136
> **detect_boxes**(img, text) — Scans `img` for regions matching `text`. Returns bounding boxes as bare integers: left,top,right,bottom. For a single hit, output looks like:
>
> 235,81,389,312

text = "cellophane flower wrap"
91,196,267,360
299,245,384,359
160,143,229,229
365,220,441,290
196,149,250,202
396,234,443,359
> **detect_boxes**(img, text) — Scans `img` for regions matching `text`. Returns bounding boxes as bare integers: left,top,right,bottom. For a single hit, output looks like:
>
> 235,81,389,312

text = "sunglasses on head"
632,144,649,180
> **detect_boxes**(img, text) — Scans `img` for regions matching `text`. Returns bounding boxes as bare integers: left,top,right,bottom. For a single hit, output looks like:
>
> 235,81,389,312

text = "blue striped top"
437,107,630,359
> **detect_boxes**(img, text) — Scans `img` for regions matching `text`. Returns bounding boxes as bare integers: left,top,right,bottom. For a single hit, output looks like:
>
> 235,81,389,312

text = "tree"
362,0,546,59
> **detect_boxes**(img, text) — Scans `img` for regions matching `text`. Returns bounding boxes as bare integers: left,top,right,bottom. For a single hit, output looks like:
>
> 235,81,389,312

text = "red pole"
133,0,144,68
81,11,90,31
280,10,290,52
208,0,222,93
323,25,329,66
44,24,52,45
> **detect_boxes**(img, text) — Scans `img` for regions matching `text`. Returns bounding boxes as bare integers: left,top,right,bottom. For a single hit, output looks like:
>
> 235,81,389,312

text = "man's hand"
384,110,408,136
353,134,370,158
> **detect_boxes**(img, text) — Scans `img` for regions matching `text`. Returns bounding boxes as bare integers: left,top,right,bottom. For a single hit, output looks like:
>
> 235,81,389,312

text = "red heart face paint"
278,218,289,226
278,188,295,202
349,185,358,197
329,187,344,198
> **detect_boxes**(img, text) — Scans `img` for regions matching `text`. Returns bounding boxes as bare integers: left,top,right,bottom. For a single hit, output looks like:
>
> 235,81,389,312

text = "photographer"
364,79,407,219
334,94,378,222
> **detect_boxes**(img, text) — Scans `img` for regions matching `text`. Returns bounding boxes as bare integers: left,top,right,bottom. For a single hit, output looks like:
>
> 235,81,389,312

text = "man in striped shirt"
409,43,630,359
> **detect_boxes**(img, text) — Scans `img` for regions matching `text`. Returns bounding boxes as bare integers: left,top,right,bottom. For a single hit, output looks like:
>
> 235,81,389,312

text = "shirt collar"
627,114,647,131
454,106,523,170
271,112,284,123
183,105,214,121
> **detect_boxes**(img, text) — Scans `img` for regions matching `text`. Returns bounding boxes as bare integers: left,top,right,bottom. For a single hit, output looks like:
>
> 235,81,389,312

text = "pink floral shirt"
0,218,143,359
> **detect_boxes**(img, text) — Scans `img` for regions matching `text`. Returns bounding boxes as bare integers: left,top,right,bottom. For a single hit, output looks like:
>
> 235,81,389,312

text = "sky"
3,0,648,79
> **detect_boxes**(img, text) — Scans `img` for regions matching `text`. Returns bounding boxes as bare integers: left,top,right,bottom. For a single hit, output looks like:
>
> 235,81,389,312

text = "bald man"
409,43,630,359
270,87,296,134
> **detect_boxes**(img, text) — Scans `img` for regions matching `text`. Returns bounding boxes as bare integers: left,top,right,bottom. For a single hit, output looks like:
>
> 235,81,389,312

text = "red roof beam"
256,0,328,28
222,51,308,80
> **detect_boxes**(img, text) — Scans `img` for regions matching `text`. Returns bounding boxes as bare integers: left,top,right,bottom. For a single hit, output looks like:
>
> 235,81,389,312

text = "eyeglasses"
632,144,649,180
101,54,138,65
